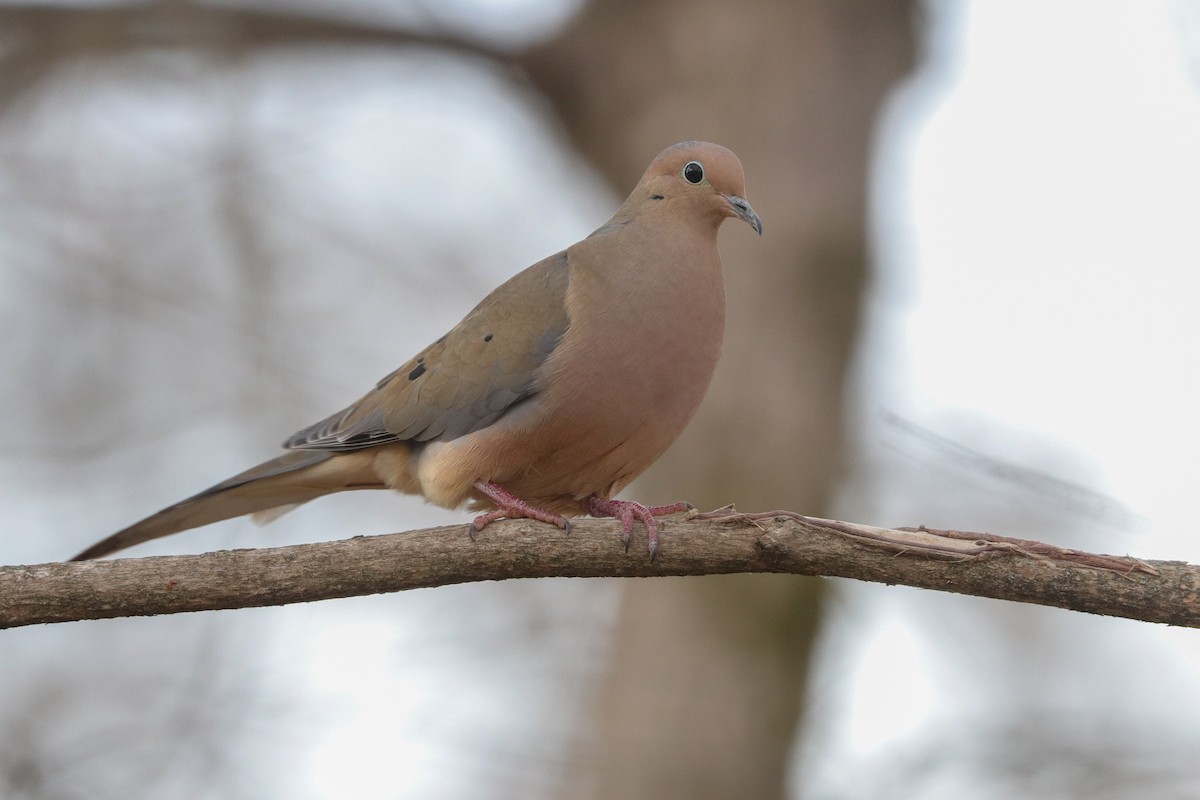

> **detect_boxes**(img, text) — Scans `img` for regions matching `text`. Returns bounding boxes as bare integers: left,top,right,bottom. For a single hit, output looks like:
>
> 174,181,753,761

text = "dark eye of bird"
682,161,704,184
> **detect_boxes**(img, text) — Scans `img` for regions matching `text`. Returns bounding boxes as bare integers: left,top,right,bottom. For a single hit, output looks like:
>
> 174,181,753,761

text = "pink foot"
470,481,572,537
585,496,693,559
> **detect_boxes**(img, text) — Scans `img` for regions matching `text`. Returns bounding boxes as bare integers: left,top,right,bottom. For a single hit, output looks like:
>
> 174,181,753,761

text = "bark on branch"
2,511,1195,629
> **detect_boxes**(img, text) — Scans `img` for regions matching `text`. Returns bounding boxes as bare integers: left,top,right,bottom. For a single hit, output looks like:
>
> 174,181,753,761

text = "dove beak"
725,195,763,235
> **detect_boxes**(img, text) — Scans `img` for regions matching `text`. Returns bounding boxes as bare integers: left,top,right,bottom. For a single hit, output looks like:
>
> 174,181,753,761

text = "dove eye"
682,161,705,184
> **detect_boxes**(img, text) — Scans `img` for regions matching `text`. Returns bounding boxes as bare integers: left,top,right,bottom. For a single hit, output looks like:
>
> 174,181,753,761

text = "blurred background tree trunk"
522,1,917,796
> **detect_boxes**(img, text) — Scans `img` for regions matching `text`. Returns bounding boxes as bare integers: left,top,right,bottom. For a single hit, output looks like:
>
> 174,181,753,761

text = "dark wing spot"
408,362,427,381
483,333,493,342
650,194,665,200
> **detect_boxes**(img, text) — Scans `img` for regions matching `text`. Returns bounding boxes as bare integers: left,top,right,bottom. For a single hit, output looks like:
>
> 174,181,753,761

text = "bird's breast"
538,235,727,452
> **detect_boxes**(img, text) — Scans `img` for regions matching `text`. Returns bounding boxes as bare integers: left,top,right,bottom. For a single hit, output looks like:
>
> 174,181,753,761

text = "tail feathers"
72,449,385,561
249,503,304,525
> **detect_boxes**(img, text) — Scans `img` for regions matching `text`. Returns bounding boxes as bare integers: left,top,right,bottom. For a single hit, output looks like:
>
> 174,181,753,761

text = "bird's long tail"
72,449,386,560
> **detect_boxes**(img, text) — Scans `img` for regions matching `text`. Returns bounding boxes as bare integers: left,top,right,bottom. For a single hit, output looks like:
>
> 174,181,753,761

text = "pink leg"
585,496,693,559
470,481,572,537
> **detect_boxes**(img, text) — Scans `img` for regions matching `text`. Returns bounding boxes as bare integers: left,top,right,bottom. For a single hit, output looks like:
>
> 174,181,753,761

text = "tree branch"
3,511,1196,629
0,3,522,106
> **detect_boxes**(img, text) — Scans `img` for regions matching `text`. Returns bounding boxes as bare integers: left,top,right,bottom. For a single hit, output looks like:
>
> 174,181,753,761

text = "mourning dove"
73,141,761,561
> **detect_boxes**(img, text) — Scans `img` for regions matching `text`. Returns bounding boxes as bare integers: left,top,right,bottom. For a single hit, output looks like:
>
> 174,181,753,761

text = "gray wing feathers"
284,251,572,452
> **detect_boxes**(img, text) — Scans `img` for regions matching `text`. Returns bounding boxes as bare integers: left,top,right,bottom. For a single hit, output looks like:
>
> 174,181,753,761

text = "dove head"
633,141,763,235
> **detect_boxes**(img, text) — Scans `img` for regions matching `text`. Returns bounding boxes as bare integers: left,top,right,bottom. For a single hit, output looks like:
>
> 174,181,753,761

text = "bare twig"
2,511,1196,629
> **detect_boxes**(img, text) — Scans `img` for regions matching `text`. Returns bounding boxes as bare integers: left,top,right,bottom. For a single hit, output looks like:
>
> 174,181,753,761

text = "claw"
585,496,691,559
469,481,572,536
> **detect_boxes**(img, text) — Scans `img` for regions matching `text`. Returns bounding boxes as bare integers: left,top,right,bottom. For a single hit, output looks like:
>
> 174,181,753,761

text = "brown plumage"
73,141,762,561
